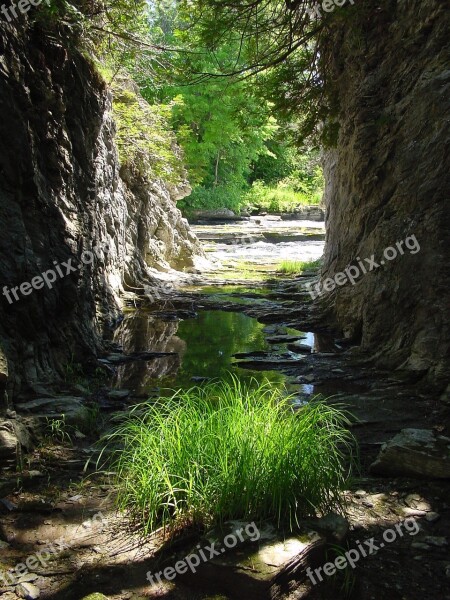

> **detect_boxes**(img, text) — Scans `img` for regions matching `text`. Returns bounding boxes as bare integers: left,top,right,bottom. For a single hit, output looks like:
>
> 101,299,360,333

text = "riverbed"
111,217,326,401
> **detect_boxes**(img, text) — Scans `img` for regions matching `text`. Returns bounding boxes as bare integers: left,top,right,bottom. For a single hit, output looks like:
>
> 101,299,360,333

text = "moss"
111,85,184,185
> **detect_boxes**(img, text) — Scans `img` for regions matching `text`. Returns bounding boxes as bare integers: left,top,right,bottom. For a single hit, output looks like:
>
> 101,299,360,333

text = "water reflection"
113,310,286,396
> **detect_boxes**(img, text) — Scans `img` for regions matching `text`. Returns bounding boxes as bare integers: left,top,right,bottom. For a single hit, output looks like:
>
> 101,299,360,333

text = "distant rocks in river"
190,205,325,223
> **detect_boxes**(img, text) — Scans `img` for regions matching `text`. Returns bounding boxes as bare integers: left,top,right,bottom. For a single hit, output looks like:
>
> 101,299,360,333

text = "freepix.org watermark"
146,522,261,586
306,234,420,300
2,242,110,305
307,0,355,20
306,516,420,585
1,0,49,22
0,511,105,587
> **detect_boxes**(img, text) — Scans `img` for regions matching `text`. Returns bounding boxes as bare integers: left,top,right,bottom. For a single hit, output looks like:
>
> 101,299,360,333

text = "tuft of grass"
44,415,73,445
102,376,355,535
277,258,322,275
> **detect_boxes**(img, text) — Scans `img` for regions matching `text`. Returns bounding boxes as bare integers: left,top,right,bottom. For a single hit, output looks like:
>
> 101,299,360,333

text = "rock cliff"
0,17,203,403
320,0,449,388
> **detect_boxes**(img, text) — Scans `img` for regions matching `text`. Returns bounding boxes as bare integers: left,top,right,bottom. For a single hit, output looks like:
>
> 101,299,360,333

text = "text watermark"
146,522,261,586
305,234,420,299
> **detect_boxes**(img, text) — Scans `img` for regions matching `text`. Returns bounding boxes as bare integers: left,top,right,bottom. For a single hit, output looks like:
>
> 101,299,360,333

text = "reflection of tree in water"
112,312,186,395
111,310,286,396
176,311,286,387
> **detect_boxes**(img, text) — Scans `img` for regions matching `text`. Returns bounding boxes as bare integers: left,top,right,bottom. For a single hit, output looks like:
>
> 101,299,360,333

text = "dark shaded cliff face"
320,0,449,388
0,19,202,402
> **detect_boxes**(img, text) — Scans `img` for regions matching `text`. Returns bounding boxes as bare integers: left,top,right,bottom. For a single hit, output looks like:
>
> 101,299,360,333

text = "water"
113,310,287,397
112,218,327,400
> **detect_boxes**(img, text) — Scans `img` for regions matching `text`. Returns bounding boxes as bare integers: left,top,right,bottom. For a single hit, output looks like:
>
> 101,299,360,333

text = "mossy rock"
80,594,109,600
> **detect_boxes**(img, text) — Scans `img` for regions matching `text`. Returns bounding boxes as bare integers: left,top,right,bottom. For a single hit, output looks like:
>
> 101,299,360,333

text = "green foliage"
242,181,320,214
103,377,355,534
171,0,350,146
111,85,184,184
178,184,243,214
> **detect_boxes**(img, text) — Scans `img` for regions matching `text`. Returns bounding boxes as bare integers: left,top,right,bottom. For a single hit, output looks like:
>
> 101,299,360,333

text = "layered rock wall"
320,0,449,387
0,18,202,402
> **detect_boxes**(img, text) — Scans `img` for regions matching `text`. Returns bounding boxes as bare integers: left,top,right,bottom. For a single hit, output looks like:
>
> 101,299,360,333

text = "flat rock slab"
102,351,178,365
233,358,305,370
370,428,450,479
174,516,348,600
15,397,85,423
266,335,307,344
287,342,312,354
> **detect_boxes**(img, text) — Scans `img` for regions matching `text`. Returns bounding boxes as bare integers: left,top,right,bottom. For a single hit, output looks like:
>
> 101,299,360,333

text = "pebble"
16,582,40,599
17,574,39,583
425,512,440,524
404,494,430,512
27,471,44,478
0,540,10,549
423,536,448,547
354,490,367,498
403,507,427,517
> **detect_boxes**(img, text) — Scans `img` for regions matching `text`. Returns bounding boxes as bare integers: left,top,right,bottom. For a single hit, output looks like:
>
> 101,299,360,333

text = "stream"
111,217,325,401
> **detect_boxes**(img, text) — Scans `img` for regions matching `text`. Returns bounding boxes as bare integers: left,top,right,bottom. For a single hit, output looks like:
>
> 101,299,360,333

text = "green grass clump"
104,377,354,534
277,258,323,275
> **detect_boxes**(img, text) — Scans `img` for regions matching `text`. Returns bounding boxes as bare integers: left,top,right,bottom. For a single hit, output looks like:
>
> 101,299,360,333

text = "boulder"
16,582,40,599
15,397,85,423
0,419,31,463
191,208,236,221
370,429,450,479
174,515,348,599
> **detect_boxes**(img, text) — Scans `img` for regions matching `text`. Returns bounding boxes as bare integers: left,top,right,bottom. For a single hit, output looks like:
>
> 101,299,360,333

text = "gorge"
0,2,449,599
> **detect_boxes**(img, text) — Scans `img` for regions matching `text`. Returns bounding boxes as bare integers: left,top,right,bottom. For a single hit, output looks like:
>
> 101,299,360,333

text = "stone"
369,429,450,479
177,516,348,599
308,512,349,543
80,595,109,600
439,384,450,405
17,574,39,583
15,397,85,423
192,208,237,221
0,419,30,463
411,542,430,550
0,498,17,511
107,389,130,400
0,427,18,459
402,507,426,518
287,342,312,354
425,512,440,523
404,493,430,511
16,582,40,599
423,536,447,547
